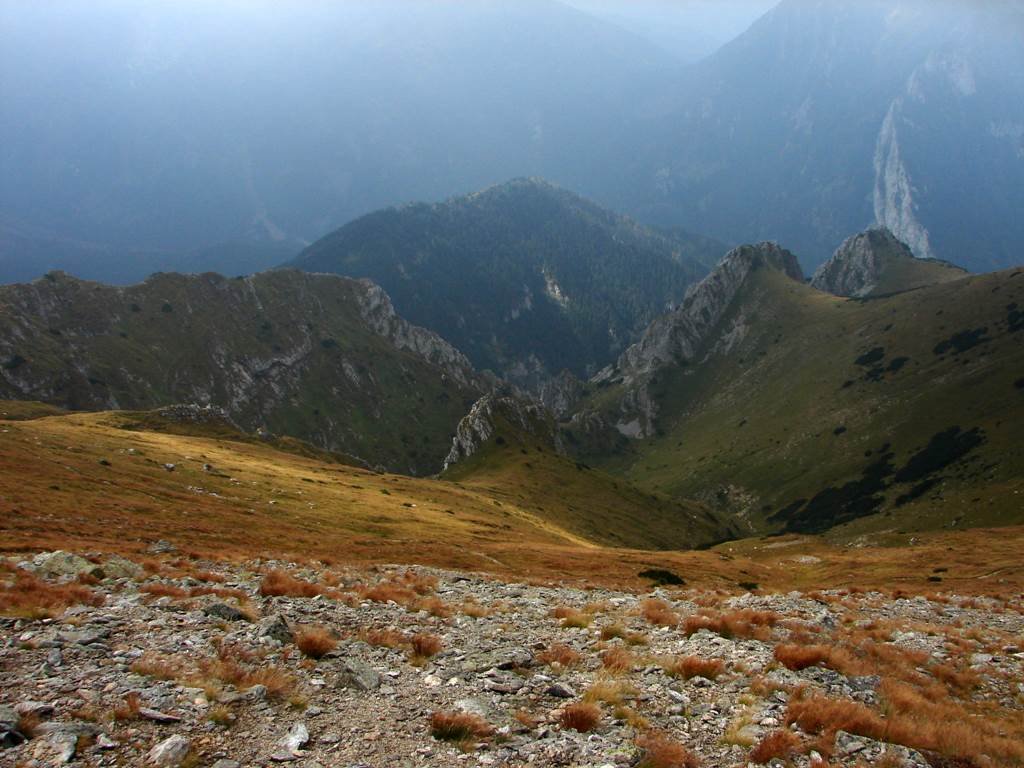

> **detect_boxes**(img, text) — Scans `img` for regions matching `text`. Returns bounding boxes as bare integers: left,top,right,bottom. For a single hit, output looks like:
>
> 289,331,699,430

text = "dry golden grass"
294,625,338,659
4,410,1024,600
0,568,103,618
600,646,636,674
663,655,725,680
635,730,701,768
417,596,452,618
560,702,602,733
259,569,323,598
583,680,638,706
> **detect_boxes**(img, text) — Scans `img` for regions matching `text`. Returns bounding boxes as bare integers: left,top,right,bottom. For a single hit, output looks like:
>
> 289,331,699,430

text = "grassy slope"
591,267,1024,539
0,271,479,474
869,256,967,297
442,411,736,551
2,405,1022,597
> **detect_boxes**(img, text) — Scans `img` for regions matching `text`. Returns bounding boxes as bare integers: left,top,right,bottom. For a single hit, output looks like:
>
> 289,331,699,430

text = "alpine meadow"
1,2,1022,767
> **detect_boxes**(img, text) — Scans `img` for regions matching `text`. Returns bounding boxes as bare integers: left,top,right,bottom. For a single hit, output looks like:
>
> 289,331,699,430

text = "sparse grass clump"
664,655,724,680
360,627,407,649
409,632,443,664
560,702,602,733
0,569,104,618
259,569,323,598
682,609,778,640
601,646,636,674
640,598,678,627
139,582,188,598
430,711,493,747
537,643,582,670
636,730,701,768
294,625,338,659
130,652,184,680
584,680,638,706
112,692,142,721
749,729,801,764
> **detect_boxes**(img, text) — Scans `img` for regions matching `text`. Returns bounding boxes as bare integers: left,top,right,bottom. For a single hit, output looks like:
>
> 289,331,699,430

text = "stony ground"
2,548,1023,768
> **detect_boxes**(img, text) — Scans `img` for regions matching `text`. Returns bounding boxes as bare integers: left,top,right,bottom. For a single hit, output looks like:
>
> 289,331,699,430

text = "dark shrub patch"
639,568,685,586
1008,306,1023,333
855,347,885,366
2,354,26,370
833,426,847,436
933,328,989,356
130,303,142,312
161,302,174,313
895,478,941,506
785,455,894,534
1016,378,1024,390
887,356,910,373
738,581,759,591
894,427,985,484
319,338,337,349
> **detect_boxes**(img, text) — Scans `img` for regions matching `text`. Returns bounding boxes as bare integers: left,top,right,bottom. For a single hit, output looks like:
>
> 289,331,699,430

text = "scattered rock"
147,734,191,766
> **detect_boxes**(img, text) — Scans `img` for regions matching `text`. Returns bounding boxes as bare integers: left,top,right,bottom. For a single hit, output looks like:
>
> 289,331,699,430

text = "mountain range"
291,179,722,386
3,0,1023,282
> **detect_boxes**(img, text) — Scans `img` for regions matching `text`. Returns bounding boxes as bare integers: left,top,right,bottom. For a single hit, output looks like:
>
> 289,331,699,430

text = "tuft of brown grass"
640,598,678,627
636,730,701,768
130,652,184,680
410,632,443,662
294,625,338,659
930,663,980,693
360,627,407,649
417,596,452,618
360,582,417,606
560,702,602,733
259,569,323,598
682,609,778,640
774,644,844,672
139,582,188,598
112,692,142,721
664,655,725,680
537,643,582,669
601,646,636,674
430,711,493,745
15,711,43,740
749,729,801,764
583,680,637,706
0,570,104,618
460,600,490,618
207,704,234,727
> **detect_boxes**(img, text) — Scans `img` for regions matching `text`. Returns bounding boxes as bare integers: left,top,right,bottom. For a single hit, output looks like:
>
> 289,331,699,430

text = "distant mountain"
0,270,484,474
614,0,1024,272
0,0,676,283
291,179,723,387
811,227,966,298
569,236,1024,537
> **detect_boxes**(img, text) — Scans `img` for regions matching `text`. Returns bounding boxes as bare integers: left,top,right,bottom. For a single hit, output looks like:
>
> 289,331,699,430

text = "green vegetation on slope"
584,266,1024,538
443,408,736,550
0,270,481,475
292,178,722,385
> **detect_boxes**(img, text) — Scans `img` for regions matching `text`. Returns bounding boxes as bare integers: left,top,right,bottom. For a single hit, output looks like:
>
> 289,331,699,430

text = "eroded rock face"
589,243,803,439
442,394,563,471
613,243,804,384
811,228,912,297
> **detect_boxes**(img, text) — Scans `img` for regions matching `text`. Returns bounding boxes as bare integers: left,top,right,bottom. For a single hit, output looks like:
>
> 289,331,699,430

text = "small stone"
258,614,293,645
545,683,576,699
204,603,249,622
148,734,191,766
338,659,381,692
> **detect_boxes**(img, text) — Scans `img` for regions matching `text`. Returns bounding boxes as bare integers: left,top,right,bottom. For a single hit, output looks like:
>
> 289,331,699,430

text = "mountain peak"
811,227,967,298
611,241,803,384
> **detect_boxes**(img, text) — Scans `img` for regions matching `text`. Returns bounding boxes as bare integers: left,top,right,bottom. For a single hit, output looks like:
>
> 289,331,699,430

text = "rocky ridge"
443,394,565,472
2,549,1022,768
811,228,967,298
0,270,484,475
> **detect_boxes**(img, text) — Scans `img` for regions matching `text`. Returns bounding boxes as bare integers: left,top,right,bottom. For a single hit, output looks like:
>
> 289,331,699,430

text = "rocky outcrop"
353,280,476,387
585,242,802,440
442,394,563,472
812,227,915,297
812,227,967,298
538,370,585,419
609,242,804,385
